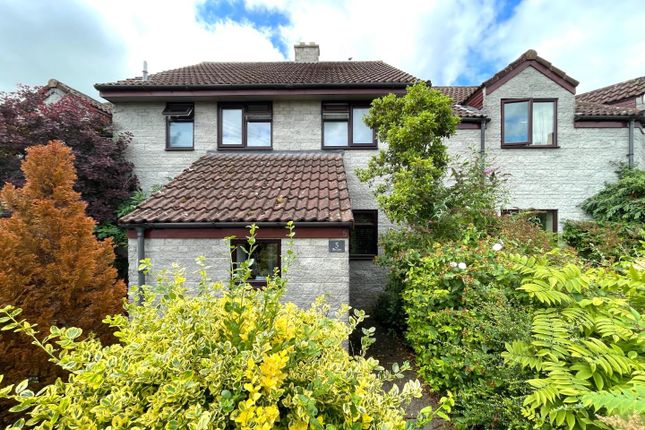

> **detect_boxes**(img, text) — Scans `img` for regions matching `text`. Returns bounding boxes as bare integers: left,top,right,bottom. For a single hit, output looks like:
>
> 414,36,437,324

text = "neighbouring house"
43,78,112,117
95,44,645,313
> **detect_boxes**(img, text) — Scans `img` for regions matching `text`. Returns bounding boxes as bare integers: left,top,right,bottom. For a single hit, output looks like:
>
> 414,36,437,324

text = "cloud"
0,0,643,100
478,0,645,91
0,0,127,98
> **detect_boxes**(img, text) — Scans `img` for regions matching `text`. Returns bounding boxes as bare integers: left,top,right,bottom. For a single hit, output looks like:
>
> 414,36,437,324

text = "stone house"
95,44,645,313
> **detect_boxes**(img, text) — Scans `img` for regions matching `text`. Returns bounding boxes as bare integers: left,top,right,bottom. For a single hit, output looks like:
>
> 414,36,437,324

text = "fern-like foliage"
503,255,645,429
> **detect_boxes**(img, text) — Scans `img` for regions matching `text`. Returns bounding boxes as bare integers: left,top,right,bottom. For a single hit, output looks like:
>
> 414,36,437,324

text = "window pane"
235,242,280,281
503,101,529,144
222,109,242,145
352,107,373,144
350,211,377,257
323,121,348,147
169,121,193,148
247,122,271,147
532,102,555,145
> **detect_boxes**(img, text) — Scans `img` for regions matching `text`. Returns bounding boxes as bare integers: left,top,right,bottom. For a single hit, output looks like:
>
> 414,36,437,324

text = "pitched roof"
434,86,486,118
574,100,642,118
577,76,645,105
96,61,418,90
46,79,111,115
481,49,578,91
434,86,478,104
120,152,353,225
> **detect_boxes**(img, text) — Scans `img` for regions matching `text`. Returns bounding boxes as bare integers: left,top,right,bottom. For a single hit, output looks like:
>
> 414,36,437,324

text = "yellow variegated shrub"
0,227,449,429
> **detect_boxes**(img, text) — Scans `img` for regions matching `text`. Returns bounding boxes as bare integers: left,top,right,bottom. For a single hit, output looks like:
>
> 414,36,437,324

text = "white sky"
0,0,643,100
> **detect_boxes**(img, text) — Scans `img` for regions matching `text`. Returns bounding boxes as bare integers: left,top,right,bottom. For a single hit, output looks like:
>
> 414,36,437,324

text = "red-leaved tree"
0,141,125,420
0,86,138,223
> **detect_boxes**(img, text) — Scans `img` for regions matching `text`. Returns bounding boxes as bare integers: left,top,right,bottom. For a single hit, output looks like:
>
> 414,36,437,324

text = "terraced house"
95,44,645,312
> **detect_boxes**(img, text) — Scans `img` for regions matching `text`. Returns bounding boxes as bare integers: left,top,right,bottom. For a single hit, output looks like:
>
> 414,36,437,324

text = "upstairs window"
322,102,376,149
232,239,280,286
502,99,557,147
163,103,194,150
219,103,272,149
502,208,558,233
350,210,378,259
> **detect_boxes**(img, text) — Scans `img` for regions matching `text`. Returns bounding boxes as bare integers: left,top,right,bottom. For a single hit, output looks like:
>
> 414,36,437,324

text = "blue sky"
0,0,643,99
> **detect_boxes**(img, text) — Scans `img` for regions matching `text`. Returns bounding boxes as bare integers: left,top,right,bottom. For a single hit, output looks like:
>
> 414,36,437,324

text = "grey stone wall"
478,67,631,230
114,101,217,192
128,236,349,311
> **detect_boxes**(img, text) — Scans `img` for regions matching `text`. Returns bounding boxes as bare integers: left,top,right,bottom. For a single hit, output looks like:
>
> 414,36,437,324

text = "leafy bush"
504,255,645,429
0,86,138,224
0,227,454,429
0,141,126,422
563,220,643,265
581,166,645,224
402,235,536,429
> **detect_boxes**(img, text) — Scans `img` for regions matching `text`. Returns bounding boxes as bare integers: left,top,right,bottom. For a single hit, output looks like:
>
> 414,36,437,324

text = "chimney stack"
294,42,320,63
142,60,148,81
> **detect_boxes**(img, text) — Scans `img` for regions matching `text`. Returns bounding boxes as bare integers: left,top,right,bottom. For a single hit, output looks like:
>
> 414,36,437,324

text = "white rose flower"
458,262,467,270
492,243,503,251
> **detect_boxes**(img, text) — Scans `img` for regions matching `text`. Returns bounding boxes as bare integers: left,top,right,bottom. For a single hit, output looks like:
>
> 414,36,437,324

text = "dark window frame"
501,98,558,149
164,102,194,151
501,208,559,233
321,102,377,150
349,210,378,260
231,239,281,287
218,102,273,150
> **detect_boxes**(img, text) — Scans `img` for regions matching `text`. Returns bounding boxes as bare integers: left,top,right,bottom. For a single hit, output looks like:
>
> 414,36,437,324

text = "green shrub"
581,166,645,224
0,227,454,429
402,235,536,429
504,255,645,429
563,220,643,265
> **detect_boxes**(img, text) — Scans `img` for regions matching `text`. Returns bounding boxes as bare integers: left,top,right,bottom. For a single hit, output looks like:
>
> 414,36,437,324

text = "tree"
0,86,138,223
0,141,126,415
357,81,460,229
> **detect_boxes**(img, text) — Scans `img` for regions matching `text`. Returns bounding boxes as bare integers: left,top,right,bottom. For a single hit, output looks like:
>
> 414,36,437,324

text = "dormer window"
322,102,376,149
501,99,557,148
163,103,194,150
218,102,272,149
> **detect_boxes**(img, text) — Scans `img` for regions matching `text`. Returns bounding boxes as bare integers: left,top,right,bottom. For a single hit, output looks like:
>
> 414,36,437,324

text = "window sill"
322,146,379,151
501,144,560,149
350,255,377,261
165,147,194,151
217,147,273,152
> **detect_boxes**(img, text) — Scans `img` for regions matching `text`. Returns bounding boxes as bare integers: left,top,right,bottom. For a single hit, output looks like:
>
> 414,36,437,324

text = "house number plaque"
328,240,345,253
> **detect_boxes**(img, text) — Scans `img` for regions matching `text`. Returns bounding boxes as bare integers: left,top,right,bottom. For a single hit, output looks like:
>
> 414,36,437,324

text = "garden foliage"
562,221,643,266
580,166,645,224
504,255,645,429
401,231,549,429
0,86,138,224
0,142,125,415
0,225,453,429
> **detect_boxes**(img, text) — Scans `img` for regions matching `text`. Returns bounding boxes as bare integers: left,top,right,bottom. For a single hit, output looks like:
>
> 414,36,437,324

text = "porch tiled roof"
120,152,353,225
575,100,641,118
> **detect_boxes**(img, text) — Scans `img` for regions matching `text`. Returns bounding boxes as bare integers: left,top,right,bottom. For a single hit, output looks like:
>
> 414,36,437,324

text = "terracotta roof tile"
434,86,479,104
96,61,418,90
120,152,353,224
577,76,645,105
575,100,641,118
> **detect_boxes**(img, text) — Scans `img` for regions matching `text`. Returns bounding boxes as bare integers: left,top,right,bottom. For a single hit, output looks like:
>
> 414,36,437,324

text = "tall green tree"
357,82,459,229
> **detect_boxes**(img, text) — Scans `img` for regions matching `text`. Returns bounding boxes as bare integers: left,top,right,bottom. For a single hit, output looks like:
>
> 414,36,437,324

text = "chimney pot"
142,60,149,81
